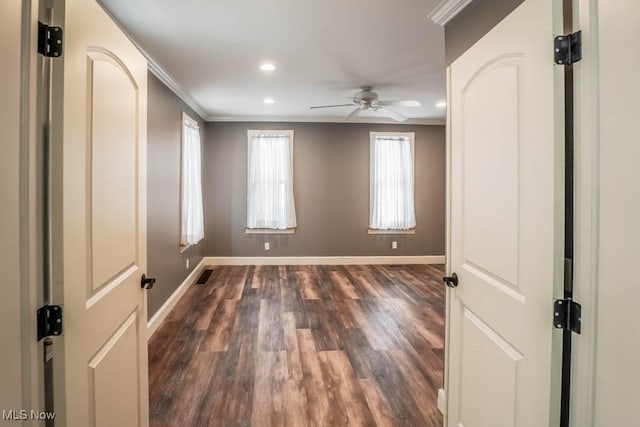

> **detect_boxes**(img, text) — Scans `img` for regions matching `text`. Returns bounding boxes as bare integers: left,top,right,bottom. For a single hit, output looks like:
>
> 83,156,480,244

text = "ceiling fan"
309,87,421,122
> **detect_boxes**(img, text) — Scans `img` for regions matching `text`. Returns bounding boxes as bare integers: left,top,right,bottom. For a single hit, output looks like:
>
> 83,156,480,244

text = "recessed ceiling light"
263,97,275,104
260,62,276,72
436,101,447,108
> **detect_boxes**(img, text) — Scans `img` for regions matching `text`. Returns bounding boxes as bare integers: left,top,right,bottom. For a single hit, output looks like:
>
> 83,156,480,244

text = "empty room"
142,2,447,424
3,0,639,427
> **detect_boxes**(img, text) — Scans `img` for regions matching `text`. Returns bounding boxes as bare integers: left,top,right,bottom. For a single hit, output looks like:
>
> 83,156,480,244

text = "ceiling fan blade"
380,107,408,122
380,100,422,107
310,103,355,109
347,107,363,118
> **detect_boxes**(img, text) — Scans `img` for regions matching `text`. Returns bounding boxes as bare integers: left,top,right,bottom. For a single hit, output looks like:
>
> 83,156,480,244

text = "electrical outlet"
186,258,190,269
392,241,398,249
264,242,270,251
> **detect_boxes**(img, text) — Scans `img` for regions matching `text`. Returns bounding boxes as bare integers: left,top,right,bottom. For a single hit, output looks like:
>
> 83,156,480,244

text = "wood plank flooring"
148,264,445,427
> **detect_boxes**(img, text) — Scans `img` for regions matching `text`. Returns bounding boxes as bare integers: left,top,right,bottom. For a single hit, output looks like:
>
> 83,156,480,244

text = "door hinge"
553,298,581,334
38,21,63,58
37,305,63,341
554,31,582,65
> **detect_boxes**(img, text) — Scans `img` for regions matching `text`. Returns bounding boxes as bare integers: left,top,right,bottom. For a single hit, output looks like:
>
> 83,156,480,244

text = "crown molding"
97,1,208,120
207,115,445,125
428,0,474,26
146,59,208,120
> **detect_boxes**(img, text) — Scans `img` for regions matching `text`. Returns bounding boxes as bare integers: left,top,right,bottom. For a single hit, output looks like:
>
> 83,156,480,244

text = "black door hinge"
553,298,581,334
38,21,63,58
37,305,63,341
554,31,582,65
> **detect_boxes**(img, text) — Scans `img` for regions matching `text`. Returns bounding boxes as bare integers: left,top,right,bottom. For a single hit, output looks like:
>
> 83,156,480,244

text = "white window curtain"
180,113,204,246
370,133,416,230
247,130,297,230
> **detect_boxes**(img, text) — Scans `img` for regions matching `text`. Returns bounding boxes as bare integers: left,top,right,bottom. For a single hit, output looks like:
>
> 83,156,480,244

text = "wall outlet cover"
392,241,398,249
264,242,270,251
186,258,190,269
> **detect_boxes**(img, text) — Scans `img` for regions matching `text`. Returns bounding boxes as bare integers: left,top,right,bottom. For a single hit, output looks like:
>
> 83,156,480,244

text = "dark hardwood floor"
148,264,445,427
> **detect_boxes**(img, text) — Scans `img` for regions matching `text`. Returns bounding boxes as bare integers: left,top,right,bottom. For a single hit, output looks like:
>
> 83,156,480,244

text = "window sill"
368,228,416,235
180,237,204,253
245,228,296,235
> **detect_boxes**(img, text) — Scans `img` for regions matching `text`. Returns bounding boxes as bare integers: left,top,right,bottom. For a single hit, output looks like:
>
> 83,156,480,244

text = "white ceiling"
100,0,446,123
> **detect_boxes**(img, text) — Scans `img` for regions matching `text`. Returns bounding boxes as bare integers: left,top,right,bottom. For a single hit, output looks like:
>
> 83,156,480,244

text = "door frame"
440,65,453,425
5,0,47,420
569,0,600,425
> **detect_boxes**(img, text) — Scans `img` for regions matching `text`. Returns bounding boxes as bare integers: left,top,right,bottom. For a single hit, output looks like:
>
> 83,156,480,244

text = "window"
180,113,204,248
246,130,297,232
369,132,416,233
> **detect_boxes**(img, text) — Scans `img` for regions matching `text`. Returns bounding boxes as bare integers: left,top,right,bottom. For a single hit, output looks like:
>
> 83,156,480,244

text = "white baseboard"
147,259,205,339
203,255,445,266
437,388,447,415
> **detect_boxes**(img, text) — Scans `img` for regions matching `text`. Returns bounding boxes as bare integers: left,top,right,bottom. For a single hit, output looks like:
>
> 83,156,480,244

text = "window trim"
179,112,203,252
246,129,297,234
369,131,416,233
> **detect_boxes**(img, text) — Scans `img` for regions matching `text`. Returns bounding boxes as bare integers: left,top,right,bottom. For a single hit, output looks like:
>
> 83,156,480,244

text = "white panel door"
51,0,149,425
446,1,564,426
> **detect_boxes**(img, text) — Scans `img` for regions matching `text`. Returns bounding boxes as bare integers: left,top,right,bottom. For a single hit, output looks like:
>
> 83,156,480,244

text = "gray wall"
445,0,524,65
147,72,205,319
204,122,445,257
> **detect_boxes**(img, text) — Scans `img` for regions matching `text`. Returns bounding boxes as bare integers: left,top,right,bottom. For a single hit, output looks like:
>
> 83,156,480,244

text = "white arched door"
446,1,565,425
51,0,149,425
